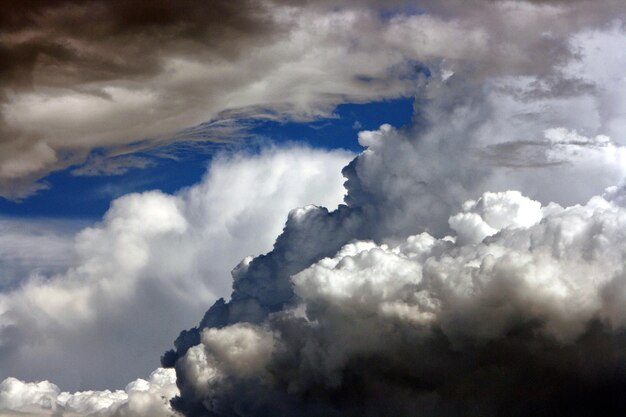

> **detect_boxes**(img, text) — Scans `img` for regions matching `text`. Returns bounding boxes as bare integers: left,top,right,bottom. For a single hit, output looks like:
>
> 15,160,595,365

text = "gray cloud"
0,0,280,198
2,0,624,198
171,189,626,417
3,1,626,415
161,4,626,415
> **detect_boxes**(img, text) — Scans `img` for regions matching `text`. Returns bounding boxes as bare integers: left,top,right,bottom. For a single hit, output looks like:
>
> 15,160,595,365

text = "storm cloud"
2,1,626,416
159,1,626,416
173,190,626,416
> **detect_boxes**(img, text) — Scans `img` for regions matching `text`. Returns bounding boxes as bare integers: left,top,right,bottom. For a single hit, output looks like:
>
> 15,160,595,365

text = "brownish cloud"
0,0,280,198
0,0,274,89
0,0,624,200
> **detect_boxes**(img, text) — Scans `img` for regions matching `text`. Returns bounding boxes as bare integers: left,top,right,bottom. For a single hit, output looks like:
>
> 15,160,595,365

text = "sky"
1,1,626,416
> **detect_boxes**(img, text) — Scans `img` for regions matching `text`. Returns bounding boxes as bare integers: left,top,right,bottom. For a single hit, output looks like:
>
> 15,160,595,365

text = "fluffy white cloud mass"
0,146,352,391
0,368,178,417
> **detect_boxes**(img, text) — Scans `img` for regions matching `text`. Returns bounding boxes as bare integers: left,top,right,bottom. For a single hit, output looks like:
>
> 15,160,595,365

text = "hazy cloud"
0,218,87,290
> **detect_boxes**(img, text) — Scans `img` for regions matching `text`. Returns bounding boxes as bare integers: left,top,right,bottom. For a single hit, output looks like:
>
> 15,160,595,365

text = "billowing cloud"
3,1,626,416
0,145,352,390
155,3,626,415
0,368,178,416
171,188,626,416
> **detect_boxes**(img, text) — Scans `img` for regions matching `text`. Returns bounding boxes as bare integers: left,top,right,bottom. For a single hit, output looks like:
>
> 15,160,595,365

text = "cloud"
0,0,396,197
2,0,624,198
172,189,626,416
448,190,543,245
70,155,157,177
159,4,626,415
3,1,626,415
0,218,87,290
0,368,179,416
0,145,352,390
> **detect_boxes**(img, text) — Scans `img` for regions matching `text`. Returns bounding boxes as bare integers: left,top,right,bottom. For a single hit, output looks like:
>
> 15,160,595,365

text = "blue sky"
0,98,413,220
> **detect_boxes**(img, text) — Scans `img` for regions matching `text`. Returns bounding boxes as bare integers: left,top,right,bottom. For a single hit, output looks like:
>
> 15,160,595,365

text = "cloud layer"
0,368,178,416
3,0,624,198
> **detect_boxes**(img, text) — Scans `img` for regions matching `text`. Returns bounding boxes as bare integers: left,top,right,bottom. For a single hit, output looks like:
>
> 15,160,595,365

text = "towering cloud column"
165,2,626,415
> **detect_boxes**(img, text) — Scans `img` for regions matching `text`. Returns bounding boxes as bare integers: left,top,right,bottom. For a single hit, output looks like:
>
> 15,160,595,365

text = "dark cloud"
161,7,626,412
186,320,626,417
3,0,624,199
0,0,274,88
0,0,280,198
168,185,626,416
2,1,626,415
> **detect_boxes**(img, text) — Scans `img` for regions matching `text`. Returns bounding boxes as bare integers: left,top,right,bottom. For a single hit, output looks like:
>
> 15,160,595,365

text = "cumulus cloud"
0,368,179,416
159,2,626,415
0,145,352,390
448,190,543,244
4,0,626,415
171,190,626,416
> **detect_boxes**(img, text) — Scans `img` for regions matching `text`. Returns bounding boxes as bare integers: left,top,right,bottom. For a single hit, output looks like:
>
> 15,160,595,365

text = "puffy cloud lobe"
449,190,543,244
0,368,179,416
0,146,352,390
0,378,60,413
172,191,626,416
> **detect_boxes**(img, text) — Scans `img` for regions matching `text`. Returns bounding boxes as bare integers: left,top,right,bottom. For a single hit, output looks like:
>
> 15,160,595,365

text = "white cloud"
0,368,179,417
4,1,626,415
0,145,352,391
449,191,542,244
163,8,626,415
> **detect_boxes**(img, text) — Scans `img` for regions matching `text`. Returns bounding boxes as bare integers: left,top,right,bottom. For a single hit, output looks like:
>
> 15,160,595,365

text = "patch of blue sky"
378,2,425,21
248,97,415,152
0,97,414,220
